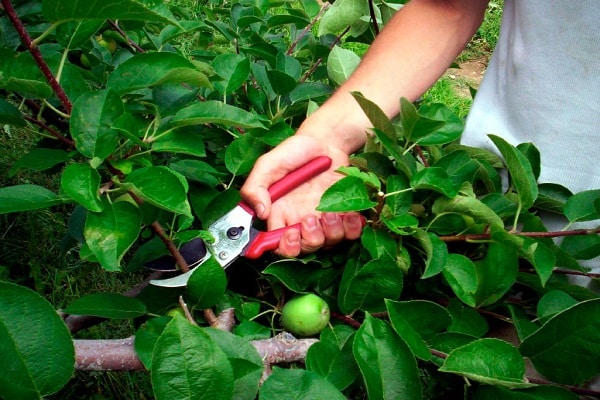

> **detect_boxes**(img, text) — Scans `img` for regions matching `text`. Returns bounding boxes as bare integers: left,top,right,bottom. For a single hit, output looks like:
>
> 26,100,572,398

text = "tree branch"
439,227,600,243
73,332,318,371
2,0,72,114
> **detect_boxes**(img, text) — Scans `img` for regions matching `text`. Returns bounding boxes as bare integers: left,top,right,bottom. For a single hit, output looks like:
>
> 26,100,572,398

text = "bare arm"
241,0,490,256
299,0,489,153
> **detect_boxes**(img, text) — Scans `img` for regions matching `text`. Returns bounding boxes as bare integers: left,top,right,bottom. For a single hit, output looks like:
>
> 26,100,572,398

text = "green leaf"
151,127,207,158
259,367,346,400
0,50,52,99
0,281,74,400
417,103,464,145
211,53,251,94
327,46,360,86
152,315,234,400
473,241,519,307
306,326,360,390
563,189,600,222
432,194,504,228
360,226,398,261
433,150,480,187
488,134,538,209
121,166,191,217
64,293,147,318
203,328,263,400
384,174,413,215
427,332,477,366
442,253,478,307
447,298,489,337
84,200,142,271
338,255,403,314
382,214,419,235
470,385,579,400
107,53,200,94
508,305,540,342
55,20,104,48
225,134,267,176
9,148,70,177
353,314,422,400
440,338,531,388
61,163,103,212
491,227,555,286
134,316,171,370
169,159,222,187
386,299,451,360
70,89,124,161
275,52,302,80
413,229,448,279
519,298,600,385
288,82,332,104
317,176,377,212
186,257,227,309
410,167,461,198
266,69,297,95
537,290,578,323
560,234,600,260
534,183,572,214
318,0,368,35
42,0,179,25
336,166,381,190
173,100,266,130
0,184,65,214
351,92,396,141
263,260,325,293
0,98,25,126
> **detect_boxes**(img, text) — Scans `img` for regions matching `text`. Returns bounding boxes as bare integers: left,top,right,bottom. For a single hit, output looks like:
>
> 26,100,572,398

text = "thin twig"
300,26,350,83
287,3,329,55
107,20,145,53
439,227,600,243
2,0,72,113
23,115,75,147
331,311,361,328
367,0,380,35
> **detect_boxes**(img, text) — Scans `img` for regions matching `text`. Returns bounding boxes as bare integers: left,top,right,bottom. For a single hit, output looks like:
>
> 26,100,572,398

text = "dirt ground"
445,56,488,97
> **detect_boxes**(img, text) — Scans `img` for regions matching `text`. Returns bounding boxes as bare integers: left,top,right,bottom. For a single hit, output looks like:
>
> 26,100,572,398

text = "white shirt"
461,0,600,195
461,0,600,275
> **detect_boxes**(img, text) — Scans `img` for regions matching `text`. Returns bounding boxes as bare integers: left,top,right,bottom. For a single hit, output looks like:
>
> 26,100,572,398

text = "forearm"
298,0,489,154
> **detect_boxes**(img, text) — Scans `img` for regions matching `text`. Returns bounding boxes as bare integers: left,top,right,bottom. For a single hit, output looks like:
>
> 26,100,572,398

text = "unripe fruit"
280,293,330,337
96,36,117,53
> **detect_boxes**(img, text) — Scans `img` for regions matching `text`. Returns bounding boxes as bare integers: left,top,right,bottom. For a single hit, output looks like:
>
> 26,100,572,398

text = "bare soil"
445,56,488,98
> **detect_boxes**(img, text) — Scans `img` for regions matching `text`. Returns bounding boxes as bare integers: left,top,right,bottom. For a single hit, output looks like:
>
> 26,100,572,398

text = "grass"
0,1,503,398
421,0,502,118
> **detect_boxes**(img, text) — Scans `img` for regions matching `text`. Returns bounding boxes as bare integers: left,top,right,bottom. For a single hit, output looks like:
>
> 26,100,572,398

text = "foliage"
1,0,599,399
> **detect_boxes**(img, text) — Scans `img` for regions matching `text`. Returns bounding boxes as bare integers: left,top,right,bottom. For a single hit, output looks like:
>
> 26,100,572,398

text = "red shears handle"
241,156,332,259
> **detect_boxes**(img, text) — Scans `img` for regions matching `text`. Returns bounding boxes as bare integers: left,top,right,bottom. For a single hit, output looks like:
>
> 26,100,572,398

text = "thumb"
240,181,271,220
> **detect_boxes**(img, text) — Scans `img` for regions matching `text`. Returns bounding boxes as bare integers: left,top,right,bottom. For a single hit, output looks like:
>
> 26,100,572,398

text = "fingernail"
286,229,300,245
346,213,360,225
323,212,338,225
304,215,319,231
255,203,266,218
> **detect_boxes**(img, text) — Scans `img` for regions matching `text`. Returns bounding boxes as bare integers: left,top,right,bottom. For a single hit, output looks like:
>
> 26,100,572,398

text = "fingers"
276,212,364,257
240,135,329,220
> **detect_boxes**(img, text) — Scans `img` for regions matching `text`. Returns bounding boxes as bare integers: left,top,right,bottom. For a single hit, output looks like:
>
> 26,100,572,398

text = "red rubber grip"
267,156,332,203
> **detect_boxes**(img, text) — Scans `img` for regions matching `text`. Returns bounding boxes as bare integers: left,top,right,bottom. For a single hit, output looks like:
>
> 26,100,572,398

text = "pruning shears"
147,156,333,287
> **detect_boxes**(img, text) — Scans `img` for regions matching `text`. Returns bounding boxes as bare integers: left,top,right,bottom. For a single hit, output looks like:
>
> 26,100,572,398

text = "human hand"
240,134,364,257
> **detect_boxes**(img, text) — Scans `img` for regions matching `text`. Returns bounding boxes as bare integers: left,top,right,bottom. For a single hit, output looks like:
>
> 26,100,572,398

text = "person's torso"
461,0,600,194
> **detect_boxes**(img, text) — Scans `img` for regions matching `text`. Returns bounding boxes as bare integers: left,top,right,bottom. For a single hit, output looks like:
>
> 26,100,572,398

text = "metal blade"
144,238,207,272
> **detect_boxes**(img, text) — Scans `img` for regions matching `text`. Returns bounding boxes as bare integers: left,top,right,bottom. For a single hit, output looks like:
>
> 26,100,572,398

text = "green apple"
79,53,91,68
96,35,117,53
281,293,330,337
